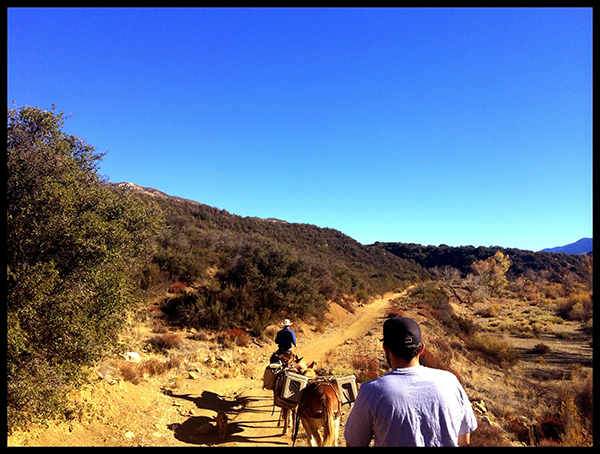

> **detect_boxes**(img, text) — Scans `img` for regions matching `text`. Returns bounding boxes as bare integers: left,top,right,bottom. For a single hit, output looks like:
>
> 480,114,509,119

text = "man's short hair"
385,341,423,362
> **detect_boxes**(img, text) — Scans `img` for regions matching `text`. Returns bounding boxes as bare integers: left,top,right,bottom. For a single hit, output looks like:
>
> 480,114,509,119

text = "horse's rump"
298,380,341,446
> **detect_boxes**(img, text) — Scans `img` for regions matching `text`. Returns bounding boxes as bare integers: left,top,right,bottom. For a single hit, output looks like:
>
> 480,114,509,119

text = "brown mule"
296,379,342,446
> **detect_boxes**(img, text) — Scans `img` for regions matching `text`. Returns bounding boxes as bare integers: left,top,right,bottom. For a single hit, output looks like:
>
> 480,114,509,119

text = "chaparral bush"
7,105,161,432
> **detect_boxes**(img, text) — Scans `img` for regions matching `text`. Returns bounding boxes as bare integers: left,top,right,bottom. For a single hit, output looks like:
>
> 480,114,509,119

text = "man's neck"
390,357,420,369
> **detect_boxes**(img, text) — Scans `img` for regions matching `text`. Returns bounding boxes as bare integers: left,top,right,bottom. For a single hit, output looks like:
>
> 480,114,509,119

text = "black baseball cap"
380,316,422,348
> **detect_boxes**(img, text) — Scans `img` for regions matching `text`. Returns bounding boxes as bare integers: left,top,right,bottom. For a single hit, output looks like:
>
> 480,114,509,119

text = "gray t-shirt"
344,365,477,446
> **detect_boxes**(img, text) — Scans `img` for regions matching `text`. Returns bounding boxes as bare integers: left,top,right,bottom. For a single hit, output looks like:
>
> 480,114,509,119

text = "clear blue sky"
8,7,592,251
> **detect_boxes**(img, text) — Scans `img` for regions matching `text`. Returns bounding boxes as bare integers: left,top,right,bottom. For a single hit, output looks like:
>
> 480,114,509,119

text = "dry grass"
218,328,249,348
114,354,185,385
465,333,520,369
351,354,382,383
148,332,184,351
470,418,514,447
446,280,593,447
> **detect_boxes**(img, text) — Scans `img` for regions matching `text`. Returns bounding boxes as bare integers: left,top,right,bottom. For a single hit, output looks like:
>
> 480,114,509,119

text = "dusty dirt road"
174,291,402,447
298,292,399,364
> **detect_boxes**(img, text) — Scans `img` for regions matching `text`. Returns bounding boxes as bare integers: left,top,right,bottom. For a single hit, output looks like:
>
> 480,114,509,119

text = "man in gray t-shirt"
344,316,477,447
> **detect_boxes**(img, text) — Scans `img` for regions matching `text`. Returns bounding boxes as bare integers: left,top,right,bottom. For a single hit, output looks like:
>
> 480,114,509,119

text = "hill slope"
117,182,428,331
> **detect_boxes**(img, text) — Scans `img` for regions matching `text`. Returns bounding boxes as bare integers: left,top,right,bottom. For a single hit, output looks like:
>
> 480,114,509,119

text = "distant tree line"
371,242,592,288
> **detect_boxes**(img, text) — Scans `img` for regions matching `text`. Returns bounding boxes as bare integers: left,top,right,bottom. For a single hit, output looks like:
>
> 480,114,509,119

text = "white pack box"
334,374,358,405
280,371,309,403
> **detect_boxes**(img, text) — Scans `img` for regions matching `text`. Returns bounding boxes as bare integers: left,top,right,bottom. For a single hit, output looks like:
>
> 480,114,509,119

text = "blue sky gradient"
7,8,592,251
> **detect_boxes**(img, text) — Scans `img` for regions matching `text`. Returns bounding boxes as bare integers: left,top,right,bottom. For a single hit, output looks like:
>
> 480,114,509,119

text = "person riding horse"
272,319,297,363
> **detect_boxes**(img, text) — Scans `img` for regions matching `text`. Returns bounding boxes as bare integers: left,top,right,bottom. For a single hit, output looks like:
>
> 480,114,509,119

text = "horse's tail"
292,407,301,447
321,388,337,446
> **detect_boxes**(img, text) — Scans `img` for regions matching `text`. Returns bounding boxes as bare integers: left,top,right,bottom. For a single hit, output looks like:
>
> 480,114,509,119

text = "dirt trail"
298,292,400,365
211,291,404,447
8,291,403,447
162,379,290,447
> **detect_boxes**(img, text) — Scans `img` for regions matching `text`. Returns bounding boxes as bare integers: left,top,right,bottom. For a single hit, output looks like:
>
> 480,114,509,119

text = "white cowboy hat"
281,319,293,327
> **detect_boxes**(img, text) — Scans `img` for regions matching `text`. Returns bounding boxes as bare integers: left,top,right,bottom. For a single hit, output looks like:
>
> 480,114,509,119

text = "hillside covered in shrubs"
7,104,426,432
131,185,428,332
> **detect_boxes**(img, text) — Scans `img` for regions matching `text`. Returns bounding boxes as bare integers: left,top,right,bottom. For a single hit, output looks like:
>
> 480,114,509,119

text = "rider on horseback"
271,319,298,364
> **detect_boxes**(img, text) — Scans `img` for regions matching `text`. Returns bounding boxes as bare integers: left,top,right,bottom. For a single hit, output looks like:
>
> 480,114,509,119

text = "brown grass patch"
218,328,250,348
149,332,183,350
465,333,519,368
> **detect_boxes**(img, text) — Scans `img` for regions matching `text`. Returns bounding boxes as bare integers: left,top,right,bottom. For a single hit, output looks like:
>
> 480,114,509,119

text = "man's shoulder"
357,374,394,393
370,367,459,388
419,366,461,382
276,328,295,338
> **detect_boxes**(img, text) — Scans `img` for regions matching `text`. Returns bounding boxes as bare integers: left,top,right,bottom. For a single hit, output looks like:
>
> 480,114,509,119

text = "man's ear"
382,343,390,355
419,342,426,355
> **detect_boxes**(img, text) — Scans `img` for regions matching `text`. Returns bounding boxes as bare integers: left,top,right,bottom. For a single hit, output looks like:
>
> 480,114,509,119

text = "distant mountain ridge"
115,182,594,257
540,238,593,255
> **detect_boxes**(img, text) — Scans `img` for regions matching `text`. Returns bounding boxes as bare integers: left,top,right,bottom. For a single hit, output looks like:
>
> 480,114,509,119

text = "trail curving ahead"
207,290,408,447
298,291,405,365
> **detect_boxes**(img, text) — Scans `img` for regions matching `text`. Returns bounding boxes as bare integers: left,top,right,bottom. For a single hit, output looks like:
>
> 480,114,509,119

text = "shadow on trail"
164,389,288,446
163,389,258,412
168,417,287,446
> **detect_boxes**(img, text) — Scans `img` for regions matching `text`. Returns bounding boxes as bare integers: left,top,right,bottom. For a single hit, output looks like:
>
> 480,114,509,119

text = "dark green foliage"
160,237,329,333
7,105,162,432
216,238,327,322
373,242,592,287
137,193,429,331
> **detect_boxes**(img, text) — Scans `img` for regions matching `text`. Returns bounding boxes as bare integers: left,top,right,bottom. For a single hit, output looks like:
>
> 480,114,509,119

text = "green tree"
7,105,162,432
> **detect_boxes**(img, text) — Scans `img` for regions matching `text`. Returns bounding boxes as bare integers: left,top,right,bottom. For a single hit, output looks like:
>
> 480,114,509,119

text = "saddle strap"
301,407,341,420
300,381,342,419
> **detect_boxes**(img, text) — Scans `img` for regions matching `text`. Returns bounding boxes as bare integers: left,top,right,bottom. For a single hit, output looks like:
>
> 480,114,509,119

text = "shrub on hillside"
531,343,551,354
451,314,476,336
219,328,250,348
465,333,520,368
555,291,593,322
469,418,513,446
558,397,592,446
149,332,183,351
159,238,330,334
115,355,184,384
408,281,454,325
168,281,189,294
419,348,463,383
351,354,382,383
7,105,161,433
